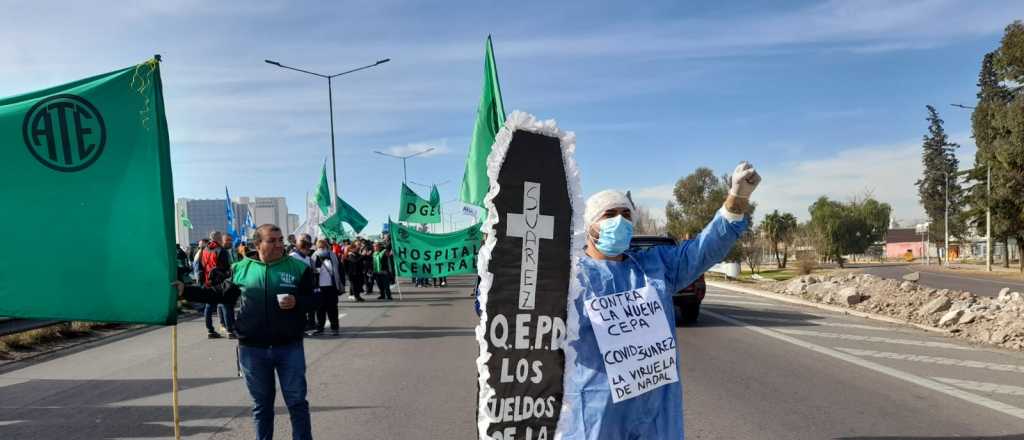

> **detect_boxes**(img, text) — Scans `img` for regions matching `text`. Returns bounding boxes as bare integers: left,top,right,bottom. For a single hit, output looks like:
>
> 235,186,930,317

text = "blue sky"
2,0,1020,231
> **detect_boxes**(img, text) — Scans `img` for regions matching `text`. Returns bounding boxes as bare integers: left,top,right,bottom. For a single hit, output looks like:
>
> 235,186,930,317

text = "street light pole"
327,77,337,208
374,148,436,184
951,103,993,272
266,58,390,211
987,164,992,272
945,170,950,267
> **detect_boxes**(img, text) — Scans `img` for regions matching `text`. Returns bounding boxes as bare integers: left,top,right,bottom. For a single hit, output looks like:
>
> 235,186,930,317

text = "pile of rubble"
763,272,1024,351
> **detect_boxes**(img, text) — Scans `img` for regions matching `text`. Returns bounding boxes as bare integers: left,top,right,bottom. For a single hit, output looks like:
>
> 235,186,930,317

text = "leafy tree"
916,105,966,263
991,21,1024,270
760,210,798,268
808,196,892,268
966,21,1024,271
966,52,1015,267
665,167,755,262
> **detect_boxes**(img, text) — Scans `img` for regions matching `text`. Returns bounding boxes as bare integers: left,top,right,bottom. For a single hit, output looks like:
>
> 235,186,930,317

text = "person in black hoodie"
345,241,367,302
173,224,316,440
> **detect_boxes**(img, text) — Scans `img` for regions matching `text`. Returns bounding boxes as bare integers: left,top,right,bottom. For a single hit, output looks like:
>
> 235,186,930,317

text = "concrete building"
176,198,247,248
176,196,295,248
288,214,300,234
240,196,290,234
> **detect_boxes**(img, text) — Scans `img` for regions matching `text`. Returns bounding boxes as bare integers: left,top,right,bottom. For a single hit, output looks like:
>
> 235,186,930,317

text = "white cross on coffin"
505,181,554,310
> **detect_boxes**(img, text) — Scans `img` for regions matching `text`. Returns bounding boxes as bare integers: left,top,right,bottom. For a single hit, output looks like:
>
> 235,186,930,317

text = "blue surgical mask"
594,215,633,256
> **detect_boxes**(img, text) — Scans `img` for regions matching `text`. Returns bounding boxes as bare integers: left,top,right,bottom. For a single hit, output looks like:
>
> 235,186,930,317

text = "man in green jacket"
174,224,315,440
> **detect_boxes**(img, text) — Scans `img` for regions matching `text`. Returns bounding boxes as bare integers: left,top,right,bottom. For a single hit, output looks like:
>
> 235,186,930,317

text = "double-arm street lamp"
373,147,435,183
409,179,451,190
266,57,390,210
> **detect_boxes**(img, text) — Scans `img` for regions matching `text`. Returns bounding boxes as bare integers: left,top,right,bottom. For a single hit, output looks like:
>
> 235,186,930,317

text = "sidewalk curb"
706,280,951,335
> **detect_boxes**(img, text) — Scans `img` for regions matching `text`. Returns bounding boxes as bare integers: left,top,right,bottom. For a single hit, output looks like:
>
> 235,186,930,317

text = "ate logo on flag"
22,94,107,172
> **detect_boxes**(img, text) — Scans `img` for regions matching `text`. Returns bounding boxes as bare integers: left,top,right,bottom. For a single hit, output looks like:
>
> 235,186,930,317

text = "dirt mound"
762,273,1024,351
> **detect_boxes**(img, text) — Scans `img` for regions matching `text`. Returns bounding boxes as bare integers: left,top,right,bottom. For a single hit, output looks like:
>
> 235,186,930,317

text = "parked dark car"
629,235,706,325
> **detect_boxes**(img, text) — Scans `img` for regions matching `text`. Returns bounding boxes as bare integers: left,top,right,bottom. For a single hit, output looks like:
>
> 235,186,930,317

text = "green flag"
323,195,367,234
181,210,193,229
0,59,177,324
398,183,442,224
390,221,482,277
315,162,331,215
459,35,506,208
319,218,352,242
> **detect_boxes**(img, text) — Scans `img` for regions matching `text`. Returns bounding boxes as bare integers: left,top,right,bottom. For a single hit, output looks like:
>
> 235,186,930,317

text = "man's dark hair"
253,224,282,244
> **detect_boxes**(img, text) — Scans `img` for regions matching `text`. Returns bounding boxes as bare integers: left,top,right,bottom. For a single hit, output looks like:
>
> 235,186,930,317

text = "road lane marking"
835,348,1024,374
933,377,1024,396
725,314,890,331
703,299,778,307
703,309,1024,421
775,328,973,350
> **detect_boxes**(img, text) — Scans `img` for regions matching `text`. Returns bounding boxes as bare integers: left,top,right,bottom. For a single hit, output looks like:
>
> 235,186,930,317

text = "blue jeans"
203,304,235,333
239,341,312,440
219,304,235,331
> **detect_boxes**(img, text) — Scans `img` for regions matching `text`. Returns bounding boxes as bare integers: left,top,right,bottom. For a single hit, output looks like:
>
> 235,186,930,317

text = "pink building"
885,228,925,260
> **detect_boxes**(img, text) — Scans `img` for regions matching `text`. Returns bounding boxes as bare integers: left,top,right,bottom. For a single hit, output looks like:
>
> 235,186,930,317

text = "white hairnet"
584,190,634,227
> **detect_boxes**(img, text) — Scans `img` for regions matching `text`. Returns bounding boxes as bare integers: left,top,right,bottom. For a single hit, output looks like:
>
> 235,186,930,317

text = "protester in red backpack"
200,231,235,338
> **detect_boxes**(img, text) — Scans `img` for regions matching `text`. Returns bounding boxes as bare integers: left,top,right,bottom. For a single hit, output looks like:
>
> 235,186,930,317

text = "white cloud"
631,184,675,202
629,133,979,226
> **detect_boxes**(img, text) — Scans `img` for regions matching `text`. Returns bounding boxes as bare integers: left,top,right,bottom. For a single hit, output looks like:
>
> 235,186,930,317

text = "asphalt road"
2,277,1024,439
858,264,1024,297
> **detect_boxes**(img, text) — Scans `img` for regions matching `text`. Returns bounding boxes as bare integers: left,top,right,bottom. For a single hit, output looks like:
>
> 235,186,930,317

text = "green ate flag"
459,36,506,208
320,195,367,236
315,162,332,216
398,183,441,224
181,210,194,229
0,59,177,324
390,221,482,278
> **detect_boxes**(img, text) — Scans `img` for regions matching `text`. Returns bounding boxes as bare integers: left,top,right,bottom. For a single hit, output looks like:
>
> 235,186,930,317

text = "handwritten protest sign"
584,285,679,403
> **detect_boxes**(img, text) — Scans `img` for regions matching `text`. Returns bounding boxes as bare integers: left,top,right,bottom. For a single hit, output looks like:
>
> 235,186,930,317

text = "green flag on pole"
389,221,482,277
459,35,506,208
398,183,442,224
319,217,352,242
0,58,177,324
181,210,193,229
315,162,331,215
322,195,368,234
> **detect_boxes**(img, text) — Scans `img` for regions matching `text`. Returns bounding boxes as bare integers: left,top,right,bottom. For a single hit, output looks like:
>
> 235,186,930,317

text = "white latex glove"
729,161,761,199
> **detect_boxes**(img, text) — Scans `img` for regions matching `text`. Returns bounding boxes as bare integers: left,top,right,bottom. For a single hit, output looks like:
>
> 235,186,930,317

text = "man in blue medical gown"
561,162,760,439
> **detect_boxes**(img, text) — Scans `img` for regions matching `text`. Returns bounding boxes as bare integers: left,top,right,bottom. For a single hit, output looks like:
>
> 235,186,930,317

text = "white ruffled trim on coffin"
474,111,586,440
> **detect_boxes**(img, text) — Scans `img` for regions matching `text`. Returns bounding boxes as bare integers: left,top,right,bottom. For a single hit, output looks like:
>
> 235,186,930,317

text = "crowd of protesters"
178,230,399,339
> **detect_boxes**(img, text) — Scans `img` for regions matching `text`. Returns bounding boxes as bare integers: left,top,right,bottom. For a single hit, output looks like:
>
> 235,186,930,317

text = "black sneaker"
207,332,222,339
331,329,340,336
227,332,237,339
310,329,324,336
